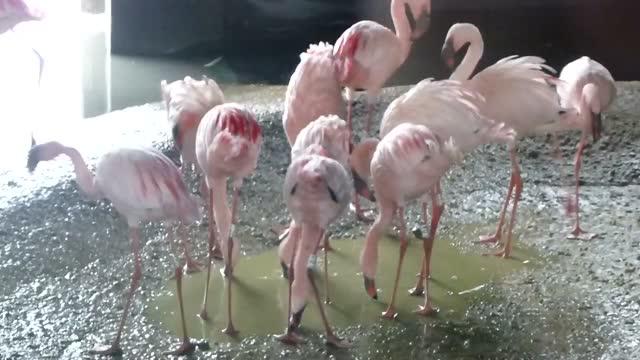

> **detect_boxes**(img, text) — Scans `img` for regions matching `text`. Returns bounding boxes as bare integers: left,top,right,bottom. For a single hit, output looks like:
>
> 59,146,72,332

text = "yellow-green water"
148,234,538,343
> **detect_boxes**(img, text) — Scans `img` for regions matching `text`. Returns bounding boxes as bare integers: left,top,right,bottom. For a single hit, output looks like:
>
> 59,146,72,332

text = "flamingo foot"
275,331,305,345
567,226,597,240
414,304,438,317
325,333,352,348
199,308,209,321
483,246,511,259
88,343,123,356
408,285,424,297
381,306,398,320
222,323,239,336
476,233,501,245
163,338,196,356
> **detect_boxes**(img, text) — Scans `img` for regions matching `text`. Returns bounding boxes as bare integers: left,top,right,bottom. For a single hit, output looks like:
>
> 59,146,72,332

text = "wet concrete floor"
1,82,639,359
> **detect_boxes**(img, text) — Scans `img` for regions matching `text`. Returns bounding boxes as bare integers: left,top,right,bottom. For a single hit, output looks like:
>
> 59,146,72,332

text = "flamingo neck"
62,146,98,197
390,0,413,62
450,38,484,81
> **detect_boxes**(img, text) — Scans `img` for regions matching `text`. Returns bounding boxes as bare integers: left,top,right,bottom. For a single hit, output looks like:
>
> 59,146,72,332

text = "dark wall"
112,0,640,82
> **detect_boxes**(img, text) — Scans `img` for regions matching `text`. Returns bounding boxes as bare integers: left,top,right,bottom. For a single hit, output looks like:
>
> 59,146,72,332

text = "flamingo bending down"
379,78,517,298
441,23,580,255
277,153,353,347
362,123,463,319
556,56,616,239
1,0,45,85
195,102,262,335
27,141,201,356
161,75,225,266
333,0,431,135
282,42,374,222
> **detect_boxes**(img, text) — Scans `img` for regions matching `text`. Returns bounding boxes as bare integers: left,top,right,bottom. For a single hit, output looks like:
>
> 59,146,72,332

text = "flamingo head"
27,141,65,172
441,23,481,70
406,0,432,40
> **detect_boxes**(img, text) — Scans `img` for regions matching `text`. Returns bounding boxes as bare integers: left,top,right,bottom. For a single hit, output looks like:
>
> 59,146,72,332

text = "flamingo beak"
591,111,602,142
171,124,183,151
352,168,376,202
411,11,431,40
363,276,378,300
441,40,456,71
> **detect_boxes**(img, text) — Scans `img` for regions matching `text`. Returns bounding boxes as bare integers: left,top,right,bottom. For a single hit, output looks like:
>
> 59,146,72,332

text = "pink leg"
478,151,514,245
275,226,304,345
365,101,374,134
322,232,331,304
486,149,523,258
206,188,223,260
178,224,202,274
164,263,196,356
89,227,143,356
410,186,444,299
346,97,354,148
382,207,408,320
566,136,595,239
199,190,218,320
222,185,241,336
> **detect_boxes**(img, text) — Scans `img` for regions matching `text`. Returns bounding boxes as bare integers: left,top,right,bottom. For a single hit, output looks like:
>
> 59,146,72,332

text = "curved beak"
441,39,456,71
591,111,602,142
363,276,378,300
352,168,376,202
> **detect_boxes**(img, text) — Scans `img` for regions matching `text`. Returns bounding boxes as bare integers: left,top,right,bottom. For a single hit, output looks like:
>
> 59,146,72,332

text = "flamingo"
556,56,616,239
333,0,431,135
362,123,463,319
440,23,580,256
277,152,353,347
282,41,374,222
195,102,262,335
160,75,226,266
1,0,45,85
26,141,201,356
378,78,517,302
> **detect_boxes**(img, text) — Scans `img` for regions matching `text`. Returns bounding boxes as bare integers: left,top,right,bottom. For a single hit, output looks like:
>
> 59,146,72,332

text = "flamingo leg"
365,99,374,134
567,136,595,240
199,190,218,320
207,186,223,260
323,232,331,304
382,207,408,320
306,229,351,348
410,185,444,297
275,228,304,345
486,148,523,258
164,262,196,355
353,193,375,224
179,223,202,274
478,148,515,245
89,227,142,356
346,96,354,148
222,186,241,335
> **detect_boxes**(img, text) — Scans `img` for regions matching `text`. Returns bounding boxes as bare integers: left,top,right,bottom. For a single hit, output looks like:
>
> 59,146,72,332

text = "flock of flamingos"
6,0,618,356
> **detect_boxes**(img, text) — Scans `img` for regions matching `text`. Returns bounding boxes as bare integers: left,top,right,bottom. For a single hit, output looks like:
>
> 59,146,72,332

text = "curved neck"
450,38,484,81
390,0,412,61
62,146,98,197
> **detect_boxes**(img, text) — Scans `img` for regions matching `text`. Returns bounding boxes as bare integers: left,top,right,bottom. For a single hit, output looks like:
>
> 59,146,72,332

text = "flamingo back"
372,122,462,205
160,75,225,163
283,154,352,229
96,148,200,226
466,55,575,136
381,79,515,152
557,56,616,112
196,103,262,180
290,114,350,168
283,42,346,146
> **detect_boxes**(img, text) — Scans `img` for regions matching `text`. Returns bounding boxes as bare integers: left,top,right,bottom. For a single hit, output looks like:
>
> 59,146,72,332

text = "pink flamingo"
0,0,44,85
282,42,374,222
556,56,616,239
362,123,463,319
195,102,262,335
277,152,353,347
333,0,431,134
27,141,201,356
378,78,517,304
161,75,226,266
441,23,580,256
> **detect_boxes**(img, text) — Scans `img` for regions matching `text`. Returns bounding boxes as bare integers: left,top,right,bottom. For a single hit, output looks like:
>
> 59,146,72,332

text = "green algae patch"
148,234,538,342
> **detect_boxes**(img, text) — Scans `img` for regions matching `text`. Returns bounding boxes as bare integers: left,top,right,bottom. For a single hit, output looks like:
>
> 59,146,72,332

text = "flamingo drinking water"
27,141,201,356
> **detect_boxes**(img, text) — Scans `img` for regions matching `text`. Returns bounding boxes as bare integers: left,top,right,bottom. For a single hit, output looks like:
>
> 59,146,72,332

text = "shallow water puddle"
148,234,538,342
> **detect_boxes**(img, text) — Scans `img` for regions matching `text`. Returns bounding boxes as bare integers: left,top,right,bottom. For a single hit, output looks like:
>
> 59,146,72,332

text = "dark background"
111,0,639,83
